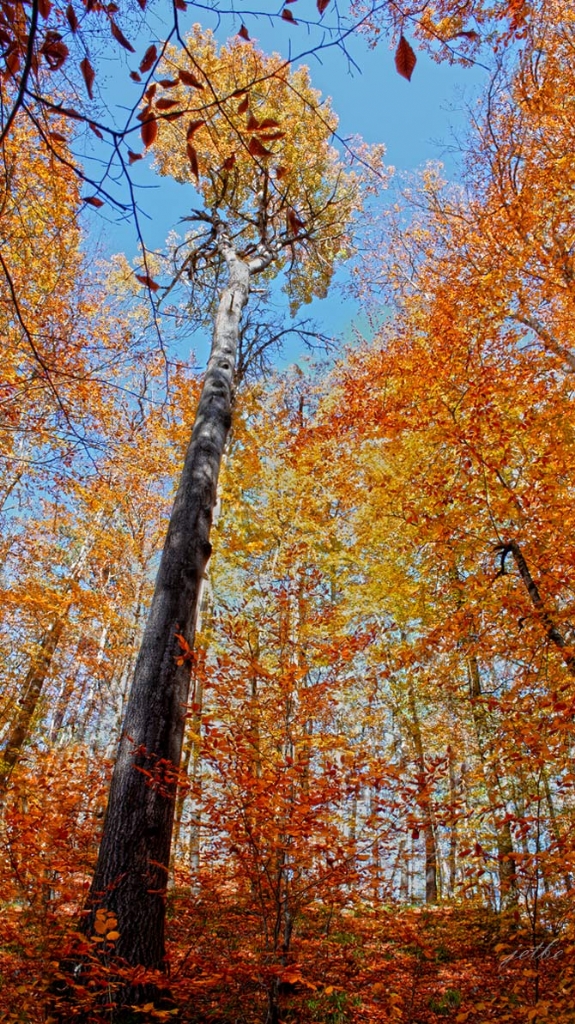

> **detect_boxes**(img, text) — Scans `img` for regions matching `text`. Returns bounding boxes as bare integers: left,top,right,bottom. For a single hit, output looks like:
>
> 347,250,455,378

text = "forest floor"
163,897,575,1024
1,895,574,1023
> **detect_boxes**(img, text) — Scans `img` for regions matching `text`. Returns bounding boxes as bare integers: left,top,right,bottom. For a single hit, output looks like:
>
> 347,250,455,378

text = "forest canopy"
1,1,575,1023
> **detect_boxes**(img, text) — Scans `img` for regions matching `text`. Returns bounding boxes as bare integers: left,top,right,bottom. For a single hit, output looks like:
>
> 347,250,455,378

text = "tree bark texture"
85,240,265,972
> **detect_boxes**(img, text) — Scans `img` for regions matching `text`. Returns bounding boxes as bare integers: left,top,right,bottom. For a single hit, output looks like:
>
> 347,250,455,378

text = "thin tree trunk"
0,530,96,795
407,680,439,903
468,655,518,908
84,237,273,977
497,541,575,675
0,612,69,796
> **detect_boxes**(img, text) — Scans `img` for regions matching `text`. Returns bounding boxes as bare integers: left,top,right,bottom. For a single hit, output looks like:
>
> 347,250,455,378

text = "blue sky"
86,6,489,360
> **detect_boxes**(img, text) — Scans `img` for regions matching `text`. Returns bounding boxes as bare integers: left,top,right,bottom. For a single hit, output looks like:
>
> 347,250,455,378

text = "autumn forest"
1,0,575,1021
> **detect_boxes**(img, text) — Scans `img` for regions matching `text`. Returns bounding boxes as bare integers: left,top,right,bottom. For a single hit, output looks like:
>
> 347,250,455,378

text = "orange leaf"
248,136,272,159
141,117,158,148
287,209,305,234
187,143,199,180
135,273,160,291
139,43,157,73
80,57,95,99
187,119,205,139
395,35,416,81
110,19,135,53
179,68,204,89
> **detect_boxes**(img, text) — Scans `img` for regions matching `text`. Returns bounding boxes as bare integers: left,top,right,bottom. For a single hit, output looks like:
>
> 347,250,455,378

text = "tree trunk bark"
407,680,439,903
467,655,519,908
84,237,271,978
0,612,69,796
0,528,97,796
497,541,575,676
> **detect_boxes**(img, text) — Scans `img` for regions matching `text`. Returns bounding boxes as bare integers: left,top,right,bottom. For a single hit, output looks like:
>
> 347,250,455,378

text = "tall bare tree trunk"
84,238,272,980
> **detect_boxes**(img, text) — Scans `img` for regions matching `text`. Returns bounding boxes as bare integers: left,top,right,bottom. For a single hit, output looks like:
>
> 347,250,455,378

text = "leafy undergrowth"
1,755,574,1024
2,887,575,1022
164,894,575,1024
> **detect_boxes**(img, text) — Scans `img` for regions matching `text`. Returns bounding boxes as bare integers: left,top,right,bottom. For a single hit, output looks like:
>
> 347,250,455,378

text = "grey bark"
84,236,273,974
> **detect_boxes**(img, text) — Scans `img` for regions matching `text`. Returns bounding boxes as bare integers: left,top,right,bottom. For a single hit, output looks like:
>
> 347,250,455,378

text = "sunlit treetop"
147,26,387,312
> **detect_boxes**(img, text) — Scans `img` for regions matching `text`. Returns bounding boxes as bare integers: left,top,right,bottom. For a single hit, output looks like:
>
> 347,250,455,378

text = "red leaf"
141,117,158,148
40,34,69,71
187,142,199,180
237,95,249,115
187,119,205,139
248,136,272,159
238,24,250,41
130,70,142,82
135,273,160,291
136,0,146,9
174,0,186,10
247,112,260,130
222,154,236,171
66,4,78,31
84,196,104,207
128,149,143,163
88,121,103,139
395,34,416,81
258,118,281,130
38,0,52,19
179,68,204,88
158,78,177,87
276,165,288,180
281,7,296,22
317,0,330,13
49,131,67,143
139,43,157,73
80,57,95,99
110,19,135,53
454,29,480,40
156,98,179,110
287,209,305,234
144,83,157,102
